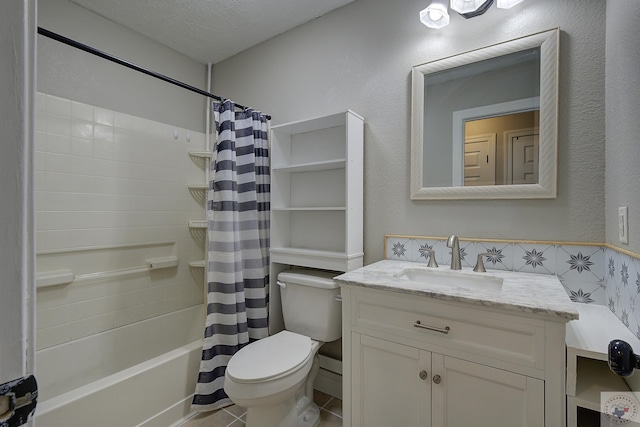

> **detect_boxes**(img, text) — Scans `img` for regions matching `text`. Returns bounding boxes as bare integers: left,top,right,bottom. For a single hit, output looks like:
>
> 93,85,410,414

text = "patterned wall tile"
413,238,447,266
386,237,414,262
559,278,606,305
513,243,556,275
475,241,514,271
556,245,605,283
384,236,640,341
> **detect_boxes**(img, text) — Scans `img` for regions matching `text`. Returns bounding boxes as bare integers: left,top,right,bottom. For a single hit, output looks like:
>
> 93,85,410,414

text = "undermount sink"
394,267,503,291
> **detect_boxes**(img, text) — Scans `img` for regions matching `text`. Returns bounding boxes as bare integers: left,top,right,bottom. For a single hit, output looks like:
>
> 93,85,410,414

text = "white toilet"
224,269,341,427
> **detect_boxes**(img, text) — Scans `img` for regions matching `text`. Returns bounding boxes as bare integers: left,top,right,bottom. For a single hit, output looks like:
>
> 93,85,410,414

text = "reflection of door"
506,129,539,184
464,133,496,186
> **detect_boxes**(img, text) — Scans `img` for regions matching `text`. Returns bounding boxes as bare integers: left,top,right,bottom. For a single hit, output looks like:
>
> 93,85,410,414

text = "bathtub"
35,305,205,427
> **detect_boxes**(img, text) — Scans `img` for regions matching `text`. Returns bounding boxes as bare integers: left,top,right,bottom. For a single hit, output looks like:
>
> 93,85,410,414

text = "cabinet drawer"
351,290,545,373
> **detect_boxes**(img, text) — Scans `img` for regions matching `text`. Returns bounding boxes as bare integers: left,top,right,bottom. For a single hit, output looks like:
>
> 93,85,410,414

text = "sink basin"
394,268,503,291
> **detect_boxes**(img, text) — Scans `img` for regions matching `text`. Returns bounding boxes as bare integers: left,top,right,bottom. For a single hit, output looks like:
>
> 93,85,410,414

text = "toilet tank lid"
277,269,338,289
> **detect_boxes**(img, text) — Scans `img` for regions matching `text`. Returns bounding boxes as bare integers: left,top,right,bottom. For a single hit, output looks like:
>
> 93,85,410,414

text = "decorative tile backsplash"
385,235,640,338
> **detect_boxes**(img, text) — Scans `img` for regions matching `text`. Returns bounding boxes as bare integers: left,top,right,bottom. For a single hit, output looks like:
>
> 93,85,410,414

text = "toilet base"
245,396,298,427
297,396,320,427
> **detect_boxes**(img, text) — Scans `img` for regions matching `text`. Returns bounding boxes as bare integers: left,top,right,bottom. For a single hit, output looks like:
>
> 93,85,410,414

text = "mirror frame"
410,28,559,200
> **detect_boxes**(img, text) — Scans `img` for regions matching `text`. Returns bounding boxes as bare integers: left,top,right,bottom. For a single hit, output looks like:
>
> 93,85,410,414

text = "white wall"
0,0,36,385
38,0,207,132
605,0,640,254
211,0,606,263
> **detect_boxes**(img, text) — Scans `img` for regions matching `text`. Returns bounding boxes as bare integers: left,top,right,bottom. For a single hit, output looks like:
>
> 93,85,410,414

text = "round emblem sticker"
604,394,639,424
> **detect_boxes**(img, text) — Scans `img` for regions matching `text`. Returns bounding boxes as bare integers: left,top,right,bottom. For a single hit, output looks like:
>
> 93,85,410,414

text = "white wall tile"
46,95,71,116
35,92,206,350
71,101,93,122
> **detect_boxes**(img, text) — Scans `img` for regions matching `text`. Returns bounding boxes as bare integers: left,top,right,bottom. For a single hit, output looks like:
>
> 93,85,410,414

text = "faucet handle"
473,253,491,273
424,249,438,268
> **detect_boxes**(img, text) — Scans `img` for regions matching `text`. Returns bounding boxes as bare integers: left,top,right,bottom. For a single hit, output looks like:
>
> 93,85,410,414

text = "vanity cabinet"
341,285,568,427
352,333,544,427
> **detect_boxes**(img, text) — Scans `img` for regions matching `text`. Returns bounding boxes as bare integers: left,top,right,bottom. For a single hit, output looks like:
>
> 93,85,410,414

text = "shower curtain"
192,100,270,411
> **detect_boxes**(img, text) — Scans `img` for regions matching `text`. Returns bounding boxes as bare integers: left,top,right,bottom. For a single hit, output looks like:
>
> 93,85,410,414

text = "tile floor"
180,390,342,427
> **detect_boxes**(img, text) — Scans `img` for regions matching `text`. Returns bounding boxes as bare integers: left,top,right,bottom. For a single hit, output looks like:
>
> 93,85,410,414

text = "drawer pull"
419,370,428,380
413,320,450,334
433,374,442,384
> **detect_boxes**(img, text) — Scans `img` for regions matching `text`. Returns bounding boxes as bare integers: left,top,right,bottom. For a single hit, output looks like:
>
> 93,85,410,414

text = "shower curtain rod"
37,27,271,120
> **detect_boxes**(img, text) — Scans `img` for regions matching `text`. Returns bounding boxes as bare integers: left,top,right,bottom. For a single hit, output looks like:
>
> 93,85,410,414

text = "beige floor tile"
225,404,247,418
181,408,237,427
323,397,343,417
318,409,343,427
313,389,333,408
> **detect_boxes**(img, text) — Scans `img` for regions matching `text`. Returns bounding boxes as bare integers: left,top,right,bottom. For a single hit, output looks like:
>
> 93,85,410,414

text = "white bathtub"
35,305,205,427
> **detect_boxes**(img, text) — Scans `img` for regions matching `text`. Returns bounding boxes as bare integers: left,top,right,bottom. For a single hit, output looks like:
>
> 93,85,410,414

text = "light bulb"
420,0,450,29
428,10,443,20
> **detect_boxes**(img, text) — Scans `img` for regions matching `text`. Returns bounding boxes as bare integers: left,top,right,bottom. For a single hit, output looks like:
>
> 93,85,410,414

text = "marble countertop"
334,260,579,321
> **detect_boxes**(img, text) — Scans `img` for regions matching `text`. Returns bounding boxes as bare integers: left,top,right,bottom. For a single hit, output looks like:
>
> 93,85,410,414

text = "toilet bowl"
224,331,322,427
223,269,341,427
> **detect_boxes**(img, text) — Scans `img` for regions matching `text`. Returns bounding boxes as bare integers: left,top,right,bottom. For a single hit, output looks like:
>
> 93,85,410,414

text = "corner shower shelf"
188,184,208,191
188,220,207,229
188,151,212,159
188,260,206,268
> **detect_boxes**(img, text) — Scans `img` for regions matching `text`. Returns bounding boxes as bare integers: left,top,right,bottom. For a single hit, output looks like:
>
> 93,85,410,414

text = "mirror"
410,29,558,200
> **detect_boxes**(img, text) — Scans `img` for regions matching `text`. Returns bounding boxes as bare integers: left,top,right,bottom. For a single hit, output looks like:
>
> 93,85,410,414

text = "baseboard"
314,367,342,400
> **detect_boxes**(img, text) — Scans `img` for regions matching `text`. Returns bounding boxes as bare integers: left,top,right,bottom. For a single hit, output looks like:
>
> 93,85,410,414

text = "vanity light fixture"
420,0,524,29
450,0,492,17
420,0,450,29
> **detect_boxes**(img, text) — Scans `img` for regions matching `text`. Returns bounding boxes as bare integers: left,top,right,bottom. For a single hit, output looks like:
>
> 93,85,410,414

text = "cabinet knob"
433,374,441,384
419,370,428,380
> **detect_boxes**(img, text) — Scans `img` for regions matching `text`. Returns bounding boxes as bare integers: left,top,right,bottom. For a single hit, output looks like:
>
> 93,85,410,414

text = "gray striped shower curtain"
192,100,270,411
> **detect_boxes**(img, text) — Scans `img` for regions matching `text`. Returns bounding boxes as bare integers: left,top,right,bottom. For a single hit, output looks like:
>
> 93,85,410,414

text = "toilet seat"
226,331,312,384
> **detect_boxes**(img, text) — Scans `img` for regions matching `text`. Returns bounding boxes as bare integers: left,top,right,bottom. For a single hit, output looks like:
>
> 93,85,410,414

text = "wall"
211,0,606,264
38,0,207,132
35,0,210,351
34,93,206,350
0,0,36,385
605,0,640,254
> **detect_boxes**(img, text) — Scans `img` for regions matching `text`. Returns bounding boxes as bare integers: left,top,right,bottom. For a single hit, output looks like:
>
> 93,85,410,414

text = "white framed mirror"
410,28,559,200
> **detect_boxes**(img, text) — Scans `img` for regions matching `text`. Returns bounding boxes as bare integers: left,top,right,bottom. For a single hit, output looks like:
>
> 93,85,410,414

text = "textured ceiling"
69,0,354,64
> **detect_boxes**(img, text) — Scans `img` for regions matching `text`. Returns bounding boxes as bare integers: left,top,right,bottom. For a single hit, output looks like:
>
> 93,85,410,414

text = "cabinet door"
431,354,544,427
351,334,431,427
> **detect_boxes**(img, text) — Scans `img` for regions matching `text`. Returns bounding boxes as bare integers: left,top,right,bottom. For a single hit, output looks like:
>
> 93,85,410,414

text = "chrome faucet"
447,235,462,270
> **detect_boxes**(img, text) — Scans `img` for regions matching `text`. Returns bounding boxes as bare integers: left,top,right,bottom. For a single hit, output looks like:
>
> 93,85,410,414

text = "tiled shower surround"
35,93,206,350
385,235,640,338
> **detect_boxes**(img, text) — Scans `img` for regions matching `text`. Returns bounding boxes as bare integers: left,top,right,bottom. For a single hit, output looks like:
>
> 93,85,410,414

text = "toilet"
224,269,342,427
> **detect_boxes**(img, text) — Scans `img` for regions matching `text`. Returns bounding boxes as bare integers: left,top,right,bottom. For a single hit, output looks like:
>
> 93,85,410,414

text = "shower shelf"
188,184,208,191
189,260,206,268
188,220,207,229
188,151,212,159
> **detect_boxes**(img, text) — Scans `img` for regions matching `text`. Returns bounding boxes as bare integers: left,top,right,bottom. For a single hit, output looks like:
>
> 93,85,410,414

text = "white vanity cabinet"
340,281,571,427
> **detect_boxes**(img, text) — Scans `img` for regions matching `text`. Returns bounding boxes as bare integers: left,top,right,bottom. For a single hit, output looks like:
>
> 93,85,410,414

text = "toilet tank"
277,269,342,342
